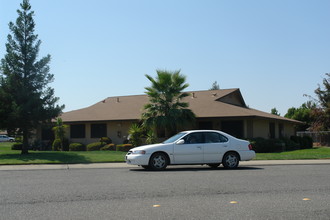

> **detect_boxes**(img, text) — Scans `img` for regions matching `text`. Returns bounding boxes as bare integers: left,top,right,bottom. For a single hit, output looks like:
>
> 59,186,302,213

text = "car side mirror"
176,139,185,145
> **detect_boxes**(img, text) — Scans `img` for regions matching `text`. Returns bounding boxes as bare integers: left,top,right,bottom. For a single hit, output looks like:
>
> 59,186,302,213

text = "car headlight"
132,150,146,155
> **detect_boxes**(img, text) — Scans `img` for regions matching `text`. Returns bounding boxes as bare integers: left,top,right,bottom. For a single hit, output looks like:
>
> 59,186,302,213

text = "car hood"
130,143,171,152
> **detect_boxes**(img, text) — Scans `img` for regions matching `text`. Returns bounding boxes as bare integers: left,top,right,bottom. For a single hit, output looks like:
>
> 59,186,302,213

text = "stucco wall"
63,118,297,146
252,119,295,139
66,121,134,145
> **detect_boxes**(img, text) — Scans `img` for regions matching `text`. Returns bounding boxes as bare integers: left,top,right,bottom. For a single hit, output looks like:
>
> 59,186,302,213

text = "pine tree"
0,0,64,154
209,81,220,90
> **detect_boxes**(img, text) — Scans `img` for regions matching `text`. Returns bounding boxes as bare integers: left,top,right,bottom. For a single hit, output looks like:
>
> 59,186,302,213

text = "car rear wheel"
149,152,168,171
222,152,239,169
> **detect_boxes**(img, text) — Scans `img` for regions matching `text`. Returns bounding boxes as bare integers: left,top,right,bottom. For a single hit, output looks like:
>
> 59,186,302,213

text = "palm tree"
142,70,195,137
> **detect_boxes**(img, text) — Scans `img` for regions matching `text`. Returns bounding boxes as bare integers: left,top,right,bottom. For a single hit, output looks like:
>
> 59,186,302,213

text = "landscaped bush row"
11,141,133,152
67,143,133,152
249,136,313,153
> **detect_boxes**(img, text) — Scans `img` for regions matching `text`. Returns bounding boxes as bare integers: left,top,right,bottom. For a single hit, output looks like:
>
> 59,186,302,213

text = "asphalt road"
0,164,329,220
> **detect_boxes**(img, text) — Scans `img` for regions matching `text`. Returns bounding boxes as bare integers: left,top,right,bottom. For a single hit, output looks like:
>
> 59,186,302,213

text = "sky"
1,0,329,115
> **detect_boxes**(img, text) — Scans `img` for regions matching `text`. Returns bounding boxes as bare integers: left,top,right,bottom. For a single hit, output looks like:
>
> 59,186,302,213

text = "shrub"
116,144,133,152
11,143,23,150
69,143,86,151
87,142,105,151
100,144,116,151
302,136,313,149
99,137,112,144
52,139,62,151
15,136,23,143
291,136,313,149
249,138,284,153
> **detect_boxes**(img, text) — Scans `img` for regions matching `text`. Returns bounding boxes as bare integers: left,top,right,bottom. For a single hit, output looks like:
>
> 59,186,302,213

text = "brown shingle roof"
60,89,300,124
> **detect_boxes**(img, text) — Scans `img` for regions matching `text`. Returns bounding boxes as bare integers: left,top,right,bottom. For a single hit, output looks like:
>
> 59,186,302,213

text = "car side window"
205,132,228,143
183,133,203,144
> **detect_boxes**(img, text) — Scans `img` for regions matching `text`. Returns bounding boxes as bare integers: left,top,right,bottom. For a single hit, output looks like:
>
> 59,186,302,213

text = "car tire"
222,152,239,169
149,152,168,171
207,163,220,169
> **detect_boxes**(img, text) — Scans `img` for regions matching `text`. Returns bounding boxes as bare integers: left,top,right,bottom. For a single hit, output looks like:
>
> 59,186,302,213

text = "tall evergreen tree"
0,0,64,154
209,81,220,90
142,70,195,137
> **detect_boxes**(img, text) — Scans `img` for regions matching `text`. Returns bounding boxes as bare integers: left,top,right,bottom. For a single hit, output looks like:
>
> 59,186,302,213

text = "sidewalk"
0,160,329,171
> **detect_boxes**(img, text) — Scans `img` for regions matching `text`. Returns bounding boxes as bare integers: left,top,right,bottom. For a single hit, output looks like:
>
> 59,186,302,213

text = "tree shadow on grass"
0,152,90,164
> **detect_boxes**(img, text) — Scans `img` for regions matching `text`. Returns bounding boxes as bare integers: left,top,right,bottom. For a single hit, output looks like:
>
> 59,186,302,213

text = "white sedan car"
126,130,255,170
0,135,15,142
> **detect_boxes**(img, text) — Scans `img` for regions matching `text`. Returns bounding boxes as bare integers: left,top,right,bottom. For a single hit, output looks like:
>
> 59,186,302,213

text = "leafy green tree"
315,73,330,109
311,73,330,131
285,102,315,131
271,108,280,116
0,0,64,154
142,70,195,137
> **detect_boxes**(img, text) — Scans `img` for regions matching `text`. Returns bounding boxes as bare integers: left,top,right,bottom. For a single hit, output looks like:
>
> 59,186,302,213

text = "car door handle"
197,146,202,149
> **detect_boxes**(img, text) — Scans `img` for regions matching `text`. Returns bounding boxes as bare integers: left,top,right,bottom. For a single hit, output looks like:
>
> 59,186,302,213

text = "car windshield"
163,132,187,144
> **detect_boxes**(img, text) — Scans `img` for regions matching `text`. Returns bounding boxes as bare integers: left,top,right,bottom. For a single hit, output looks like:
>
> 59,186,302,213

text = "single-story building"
43,88,300,145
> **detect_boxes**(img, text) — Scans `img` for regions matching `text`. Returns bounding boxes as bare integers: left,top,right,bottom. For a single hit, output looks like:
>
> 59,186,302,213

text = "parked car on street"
0,135,15,142
126,130,255,170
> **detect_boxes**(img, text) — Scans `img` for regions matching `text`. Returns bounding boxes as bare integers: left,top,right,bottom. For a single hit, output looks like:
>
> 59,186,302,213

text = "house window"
91,124,107,138
279,124,284,138
70,124,85,138
269,123,275,139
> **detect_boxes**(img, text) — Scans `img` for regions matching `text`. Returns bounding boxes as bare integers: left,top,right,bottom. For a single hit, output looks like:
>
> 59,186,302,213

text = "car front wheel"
222,152,239,169
149,153,168,171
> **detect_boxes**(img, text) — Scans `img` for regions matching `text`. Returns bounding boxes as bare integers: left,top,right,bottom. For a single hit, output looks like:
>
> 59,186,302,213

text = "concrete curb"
0,160,329,171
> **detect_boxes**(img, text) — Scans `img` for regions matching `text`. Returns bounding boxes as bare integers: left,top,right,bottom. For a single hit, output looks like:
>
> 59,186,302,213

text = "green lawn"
0,142,329,165
0,142,127,165
255,147,330,160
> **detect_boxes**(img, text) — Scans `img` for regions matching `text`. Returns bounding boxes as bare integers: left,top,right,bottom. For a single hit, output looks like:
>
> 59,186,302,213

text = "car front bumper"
125,154,150,166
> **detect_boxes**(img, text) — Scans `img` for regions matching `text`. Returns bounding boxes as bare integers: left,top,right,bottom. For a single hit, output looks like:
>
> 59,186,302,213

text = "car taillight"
248,144,253,150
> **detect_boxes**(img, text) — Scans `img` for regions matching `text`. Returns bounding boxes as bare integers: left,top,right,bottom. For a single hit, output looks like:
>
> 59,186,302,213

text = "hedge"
69,143,86,151
116,144,133,152
11,143,23,150
99,137,112,144
100,144,116,151
86,142,105,151
250,136,313,153
290,136,313,149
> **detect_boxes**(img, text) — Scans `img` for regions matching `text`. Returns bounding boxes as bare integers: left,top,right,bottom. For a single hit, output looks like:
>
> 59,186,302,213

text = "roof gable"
215,89,246,107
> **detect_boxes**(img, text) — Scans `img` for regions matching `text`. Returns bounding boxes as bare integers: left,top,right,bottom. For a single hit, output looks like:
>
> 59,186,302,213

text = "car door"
173,132,204,164
203,132,229,163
